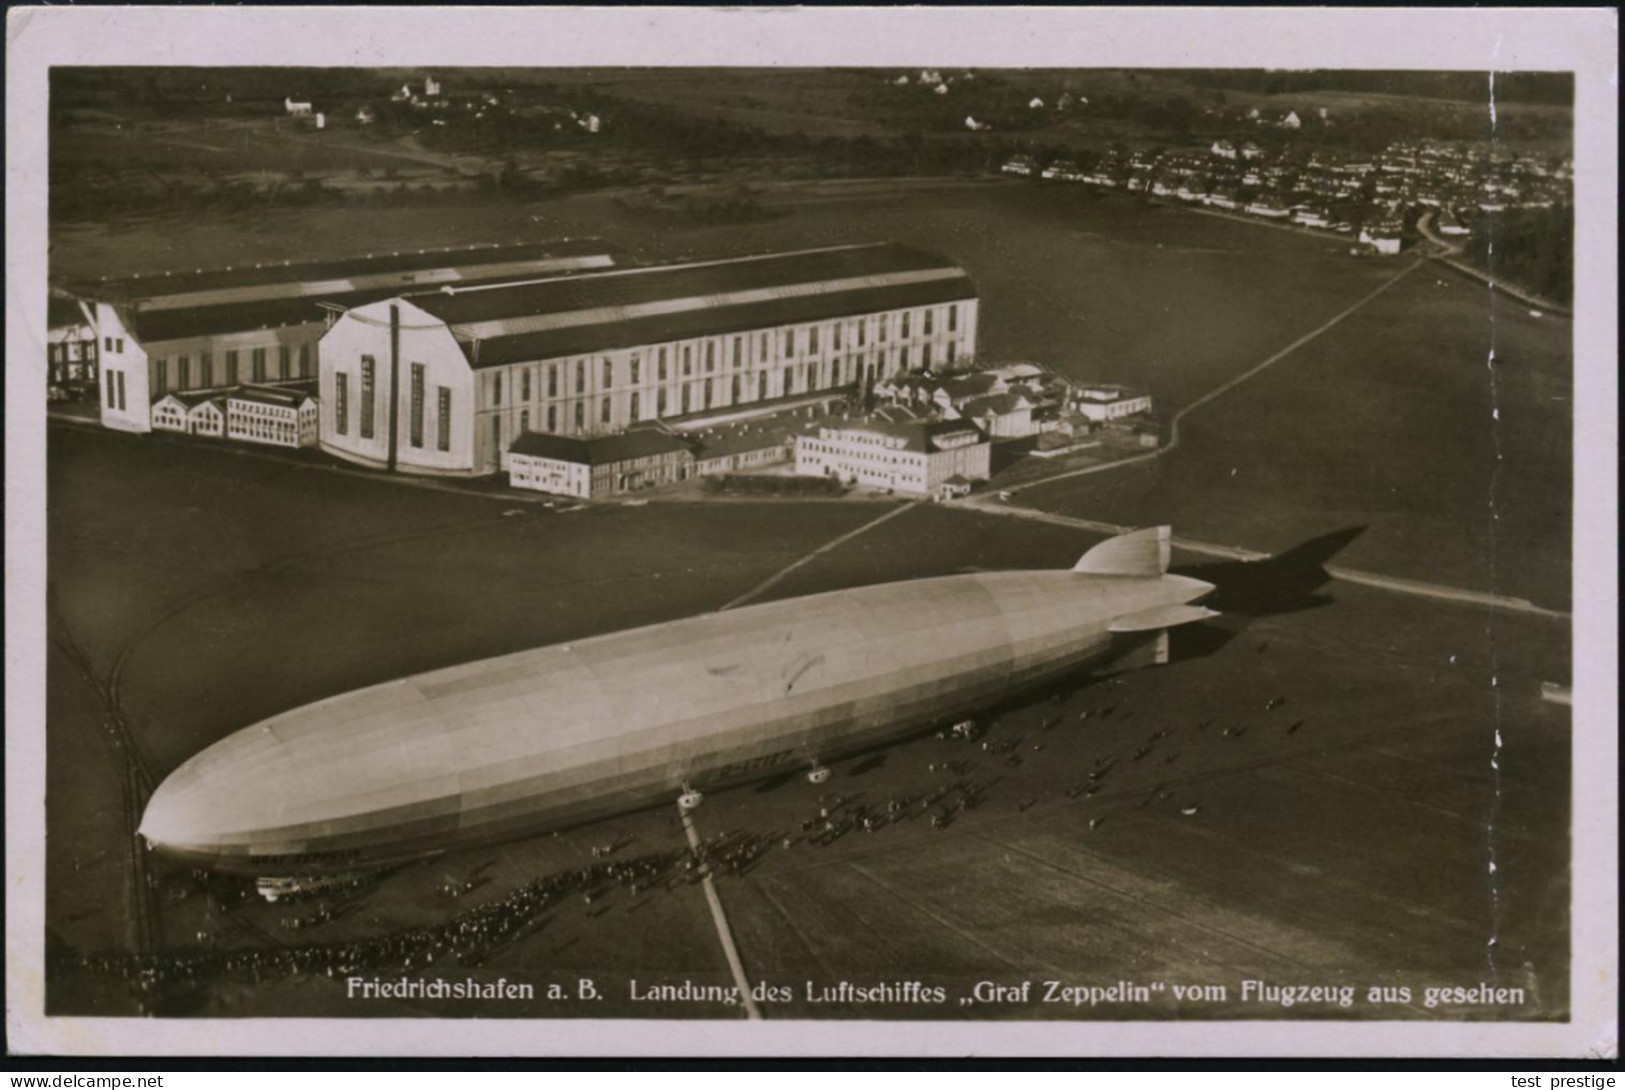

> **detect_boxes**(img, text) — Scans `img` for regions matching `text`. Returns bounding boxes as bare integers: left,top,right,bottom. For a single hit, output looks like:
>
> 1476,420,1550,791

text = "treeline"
1176,70,1573,107
1464,207,1574,304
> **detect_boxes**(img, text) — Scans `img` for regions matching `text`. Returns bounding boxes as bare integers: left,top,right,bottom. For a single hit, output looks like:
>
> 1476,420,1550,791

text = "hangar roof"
405,242,977,369
74,240,616,347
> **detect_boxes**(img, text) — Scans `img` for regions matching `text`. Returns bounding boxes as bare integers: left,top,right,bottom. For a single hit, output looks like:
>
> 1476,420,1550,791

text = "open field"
45,427,1571,1019
1014,256,1573,612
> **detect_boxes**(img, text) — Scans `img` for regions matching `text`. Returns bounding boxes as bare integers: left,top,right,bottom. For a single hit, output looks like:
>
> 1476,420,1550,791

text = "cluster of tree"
1464,207,1573,303
1174,70,1573,107
614,184,781,225
51,66,392,121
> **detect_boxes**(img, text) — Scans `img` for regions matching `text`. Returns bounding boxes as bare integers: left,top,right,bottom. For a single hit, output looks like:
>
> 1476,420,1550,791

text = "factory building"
506,430,695,499
794,417,990,499
150,383,319,447
317,242,979,476
77,239,615,434
225,385,320,448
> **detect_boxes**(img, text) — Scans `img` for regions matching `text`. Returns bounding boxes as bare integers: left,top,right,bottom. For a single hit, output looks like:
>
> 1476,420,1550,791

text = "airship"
140,525,1217,880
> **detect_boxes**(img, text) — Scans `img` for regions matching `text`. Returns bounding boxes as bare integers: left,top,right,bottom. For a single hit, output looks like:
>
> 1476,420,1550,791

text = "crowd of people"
67,679,1302,1012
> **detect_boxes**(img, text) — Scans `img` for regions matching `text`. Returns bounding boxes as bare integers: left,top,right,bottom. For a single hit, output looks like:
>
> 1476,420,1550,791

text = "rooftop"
404,242,976,370
508,429,694,467
816,415,986,454
75,240,617,346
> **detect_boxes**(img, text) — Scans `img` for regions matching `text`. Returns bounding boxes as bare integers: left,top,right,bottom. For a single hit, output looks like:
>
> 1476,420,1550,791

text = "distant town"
1002,135,1571,257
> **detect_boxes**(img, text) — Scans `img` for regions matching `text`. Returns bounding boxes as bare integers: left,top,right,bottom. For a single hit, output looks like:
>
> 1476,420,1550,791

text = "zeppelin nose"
138,773,204,853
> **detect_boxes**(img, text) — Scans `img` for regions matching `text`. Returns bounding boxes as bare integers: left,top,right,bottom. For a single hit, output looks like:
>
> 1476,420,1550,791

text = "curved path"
1000,256,1425,498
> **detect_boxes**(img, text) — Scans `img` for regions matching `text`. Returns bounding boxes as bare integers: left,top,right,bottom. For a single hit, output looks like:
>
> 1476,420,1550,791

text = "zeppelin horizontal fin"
1073,526,1172,577
1108,603,1222,633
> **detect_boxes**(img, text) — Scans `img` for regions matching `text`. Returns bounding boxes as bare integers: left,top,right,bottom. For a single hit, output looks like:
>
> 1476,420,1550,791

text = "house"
1359,227,1402,255
1240,142,1265,160
313,113,326,131
964,115,992,132
424,76,442,97
1437,213,1470,236
918,70,943,86
46,294,98,387
506,429,695,499
1291,205,1331,228
1001,155,1036,177
1246,106,1261,121
1028,96,1045,110
933,83,949,96
961,391,1036,439
894,74,911,86
1071,384,1153,423
1245,196,1290,218
355,105,377,125
577,113,602,133
284,98,313,117
1211,140,1238,160
1280,110,1302,130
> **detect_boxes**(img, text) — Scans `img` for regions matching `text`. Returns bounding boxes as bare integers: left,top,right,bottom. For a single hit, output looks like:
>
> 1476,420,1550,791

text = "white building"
1072,384,1153,423
226,385,319,447
1359,228,1402,256
506,430,694,500
150,390,228,437
284,98,313,117
1280,110,1302,130
794,417,990,499
83,240,615,435
47,294,98,387
424,76,442,97
318,243,980,476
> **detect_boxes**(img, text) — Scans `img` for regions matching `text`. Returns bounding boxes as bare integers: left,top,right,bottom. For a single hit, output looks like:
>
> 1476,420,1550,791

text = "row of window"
486,345,955,436
149,345,316,396
48,343,95,363
333,361,452,453
488,311,965,406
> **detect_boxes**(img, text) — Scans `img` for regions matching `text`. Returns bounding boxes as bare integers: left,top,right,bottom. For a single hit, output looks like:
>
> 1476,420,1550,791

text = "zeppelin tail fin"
1109,603,1221,633
1072,526,1171,577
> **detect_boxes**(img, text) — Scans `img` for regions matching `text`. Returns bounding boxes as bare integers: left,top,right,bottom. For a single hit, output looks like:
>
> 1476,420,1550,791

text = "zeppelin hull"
141,566,1212,876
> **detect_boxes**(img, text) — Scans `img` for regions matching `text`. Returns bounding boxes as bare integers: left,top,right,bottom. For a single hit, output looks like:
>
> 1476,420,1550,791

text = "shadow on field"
1177,526,1367,619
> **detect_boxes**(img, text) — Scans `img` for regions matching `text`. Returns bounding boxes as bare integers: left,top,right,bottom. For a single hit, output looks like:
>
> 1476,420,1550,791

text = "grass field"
1014,256,1573,611
44,427,1571,1020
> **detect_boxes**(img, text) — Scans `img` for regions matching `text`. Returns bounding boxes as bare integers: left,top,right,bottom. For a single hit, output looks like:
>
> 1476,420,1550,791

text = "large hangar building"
317,242,980,476
82,240,615,434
